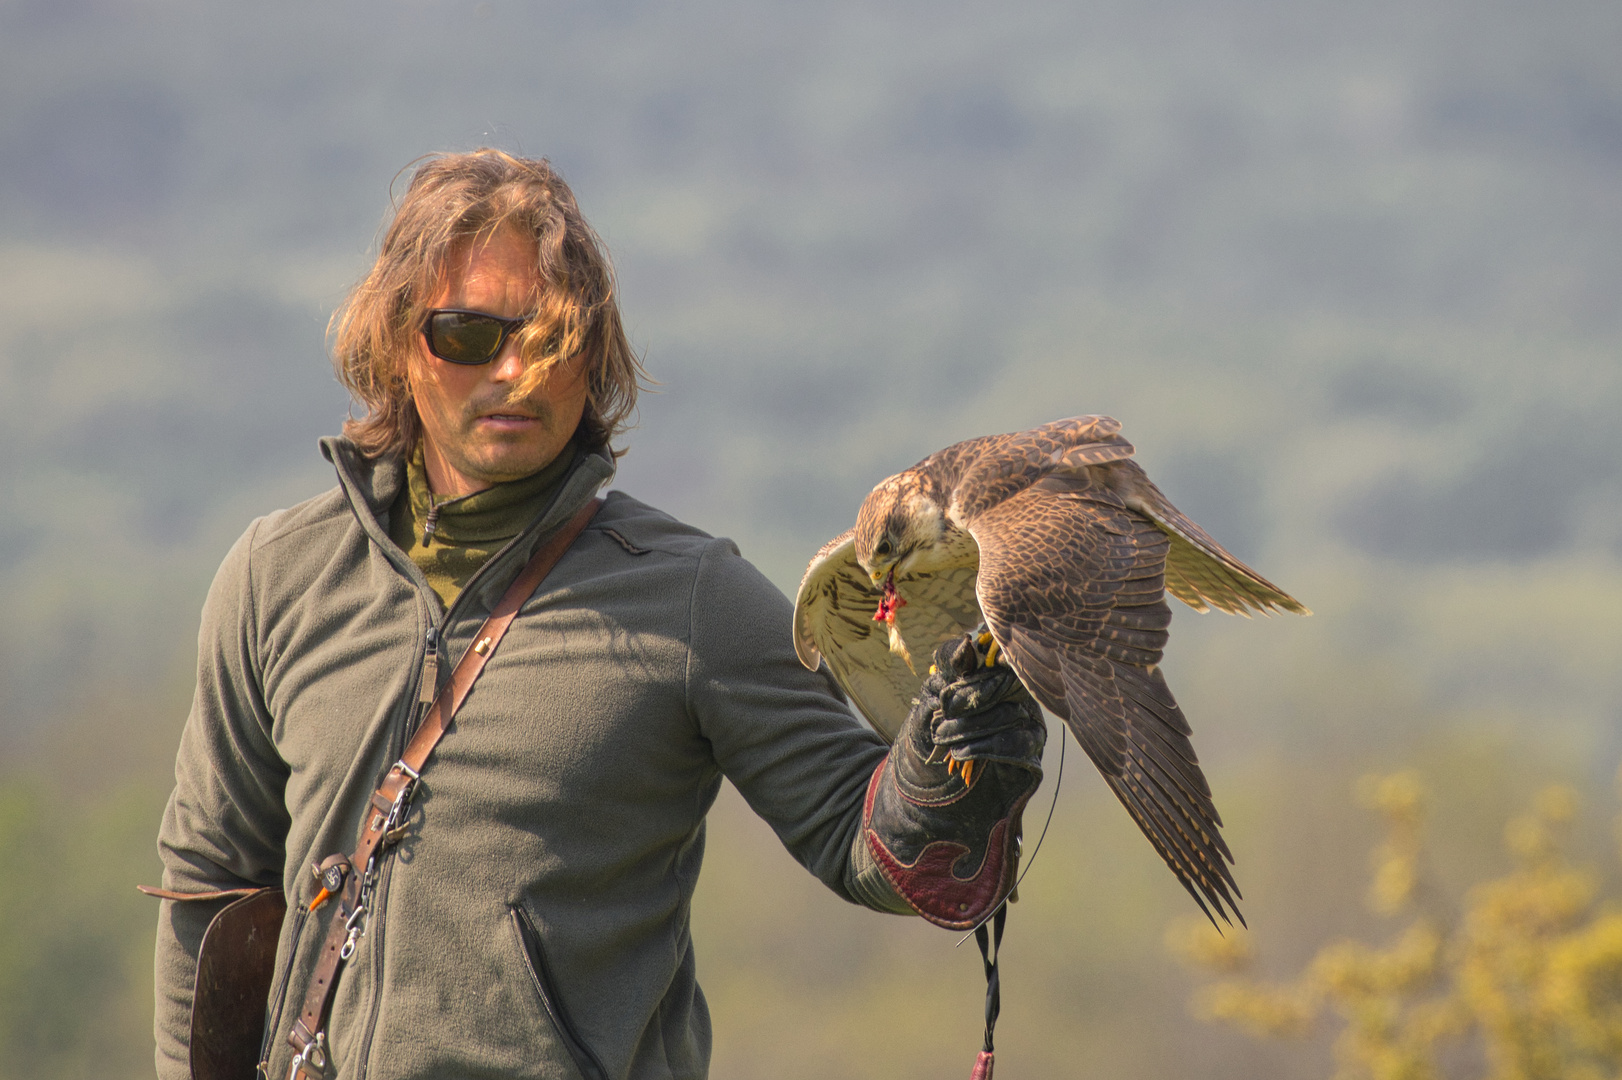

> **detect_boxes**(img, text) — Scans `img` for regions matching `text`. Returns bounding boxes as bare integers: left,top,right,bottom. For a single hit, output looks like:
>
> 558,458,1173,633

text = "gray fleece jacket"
154,437,899,1080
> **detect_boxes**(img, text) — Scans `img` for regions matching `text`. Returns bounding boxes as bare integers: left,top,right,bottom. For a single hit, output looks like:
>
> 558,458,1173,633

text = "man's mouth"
473,411,542,429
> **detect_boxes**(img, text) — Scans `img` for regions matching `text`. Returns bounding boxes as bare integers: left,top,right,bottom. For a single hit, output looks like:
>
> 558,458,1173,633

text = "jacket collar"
321,435,616,610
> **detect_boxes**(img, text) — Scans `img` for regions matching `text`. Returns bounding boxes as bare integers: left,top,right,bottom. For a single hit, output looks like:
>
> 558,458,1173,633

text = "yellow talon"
984,640,1001,668
946,757,958,777
928,664,937,675
961,759,976,786
977,631,994,647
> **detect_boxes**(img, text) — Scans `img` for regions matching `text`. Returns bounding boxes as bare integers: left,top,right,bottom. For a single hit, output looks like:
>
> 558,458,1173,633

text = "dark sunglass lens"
429,312,504,364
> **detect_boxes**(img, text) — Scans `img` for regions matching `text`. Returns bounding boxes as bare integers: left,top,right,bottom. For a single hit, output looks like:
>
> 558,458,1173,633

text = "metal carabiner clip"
338,899,369,961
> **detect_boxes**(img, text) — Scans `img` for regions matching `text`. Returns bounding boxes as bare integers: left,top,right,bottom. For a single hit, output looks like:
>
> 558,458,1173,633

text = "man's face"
409,227,590,496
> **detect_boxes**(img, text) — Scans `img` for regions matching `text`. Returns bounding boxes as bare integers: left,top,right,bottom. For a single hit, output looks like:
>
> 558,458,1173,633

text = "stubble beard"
452,394,560,483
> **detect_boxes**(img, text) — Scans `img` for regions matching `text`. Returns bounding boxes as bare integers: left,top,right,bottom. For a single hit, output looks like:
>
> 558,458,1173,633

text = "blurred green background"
1,0,1618,1076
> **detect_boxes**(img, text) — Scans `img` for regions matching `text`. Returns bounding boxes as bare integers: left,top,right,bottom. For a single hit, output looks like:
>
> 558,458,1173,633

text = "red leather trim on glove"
863,764,1012,931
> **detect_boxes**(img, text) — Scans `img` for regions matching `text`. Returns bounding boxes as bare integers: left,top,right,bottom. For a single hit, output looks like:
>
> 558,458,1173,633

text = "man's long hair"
331,149,645,458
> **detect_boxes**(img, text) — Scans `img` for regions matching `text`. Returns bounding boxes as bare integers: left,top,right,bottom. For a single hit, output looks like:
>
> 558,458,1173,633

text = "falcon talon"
983,640,1000,668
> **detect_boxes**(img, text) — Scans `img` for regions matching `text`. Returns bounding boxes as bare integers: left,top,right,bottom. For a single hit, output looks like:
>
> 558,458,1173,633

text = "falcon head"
852,475,952,586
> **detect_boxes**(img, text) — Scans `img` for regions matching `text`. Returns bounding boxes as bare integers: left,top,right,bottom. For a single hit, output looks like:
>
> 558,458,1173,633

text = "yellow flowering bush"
1168,770,1622,1080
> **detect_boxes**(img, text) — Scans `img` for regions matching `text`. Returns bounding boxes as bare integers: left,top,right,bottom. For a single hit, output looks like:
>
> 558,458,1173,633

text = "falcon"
793,415,1308,924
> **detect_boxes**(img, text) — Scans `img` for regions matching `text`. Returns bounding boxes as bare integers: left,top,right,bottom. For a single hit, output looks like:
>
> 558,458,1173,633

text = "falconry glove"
860,631,1046,930
917,636,1048,774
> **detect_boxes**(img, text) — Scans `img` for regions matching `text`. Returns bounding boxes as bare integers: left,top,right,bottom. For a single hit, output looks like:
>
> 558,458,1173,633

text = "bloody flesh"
873,569,907,624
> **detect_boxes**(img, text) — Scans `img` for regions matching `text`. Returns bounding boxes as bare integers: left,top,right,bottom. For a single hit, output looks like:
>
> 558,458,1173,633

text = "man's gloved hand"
893,630,1047,796
858,628,1047,930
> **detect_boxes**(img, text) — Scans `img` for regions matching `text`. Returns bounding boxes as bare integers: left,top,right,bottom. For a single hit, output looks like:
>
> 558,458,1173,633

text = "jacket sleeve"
683,538,910,911
153,520,292,1080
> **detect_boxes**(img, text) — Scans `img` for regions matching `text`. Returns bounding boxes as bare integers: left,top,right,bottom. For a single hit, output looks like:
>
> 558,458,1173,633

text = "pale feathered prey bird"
793,415,1308,924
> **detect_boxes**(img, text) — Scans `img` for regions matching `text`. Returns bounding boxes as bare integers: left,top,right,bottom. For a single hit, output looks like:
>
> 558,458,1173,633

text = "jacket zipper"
511,905,612,1080
351,624,437,1080
346,484,579,1080
418,626,439,705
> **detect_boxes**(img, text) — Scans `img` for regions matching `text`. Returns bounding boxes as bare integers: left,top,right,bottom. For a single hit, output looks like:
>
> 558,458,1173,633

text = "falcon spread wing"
792,415,1308,924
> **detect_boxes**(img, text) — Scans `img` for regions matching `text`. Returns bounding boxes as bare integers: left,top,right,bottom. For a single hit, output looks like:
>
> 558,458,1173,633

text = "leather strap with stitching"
138,885,266,902
285,497,602,1077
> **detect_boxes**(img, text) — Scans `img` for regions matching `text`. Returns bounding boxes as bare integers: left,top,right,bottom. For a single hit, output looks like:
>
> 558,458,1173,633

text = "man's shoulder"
199,483,365,622
592,491,789,614
244,484,356,556
593,490,731,561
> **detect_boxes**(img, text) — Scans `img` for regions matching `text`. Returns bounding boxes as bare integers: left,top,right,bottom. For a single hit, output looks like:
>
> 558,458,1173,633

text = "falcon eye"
876,540,893,558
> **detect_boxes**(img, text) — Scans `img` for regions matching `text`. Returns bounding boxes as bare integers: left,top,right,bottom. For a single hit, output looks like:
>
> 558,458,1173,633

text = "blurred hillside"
0,0,1618,1076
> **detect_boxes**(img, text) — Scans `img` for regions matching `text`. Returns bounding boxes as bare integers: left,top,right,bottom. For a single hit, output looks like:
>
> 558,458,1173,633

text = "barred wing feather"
966,475,1244,924
1112,464,1309,617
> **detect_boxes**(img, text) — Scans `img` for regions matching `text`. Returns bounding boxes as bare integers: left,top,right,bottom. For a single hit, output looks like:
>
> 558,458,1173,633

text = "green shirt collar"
387,438,586,608
408,440,580,546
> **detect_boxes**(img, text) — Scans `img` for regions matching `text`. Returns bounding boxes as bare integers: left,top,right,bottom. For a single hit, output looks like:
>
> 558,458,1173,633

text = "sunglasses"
421,308,533,365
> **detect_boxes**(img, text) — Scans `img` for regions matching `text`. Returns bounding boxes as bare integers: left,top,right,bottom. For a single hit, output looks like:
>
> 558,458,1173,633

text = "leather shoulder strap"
287,496,603,1074
398,495,604,780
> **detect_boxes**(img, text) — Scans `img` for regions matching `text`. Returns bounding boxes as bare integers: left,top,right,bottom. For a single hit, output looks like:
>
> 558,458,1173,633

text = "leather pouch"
142,885,287,1080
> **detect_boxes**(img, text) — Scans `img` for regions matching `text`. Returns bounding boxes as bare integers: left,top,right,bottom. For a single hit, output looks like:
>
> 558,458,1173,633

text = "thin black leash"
954,735,1065,1075
976,906,1007,1056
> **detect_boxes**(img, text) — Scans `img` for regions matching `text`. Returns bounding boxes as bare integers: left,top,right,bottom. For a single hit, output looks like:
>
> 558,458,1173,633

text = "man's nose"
489,338,527,381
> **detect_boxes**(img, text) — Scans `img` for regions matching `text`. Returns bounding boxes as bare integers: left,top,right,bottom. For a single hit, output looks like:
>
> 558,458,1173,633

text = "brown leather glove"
862,630,1046,929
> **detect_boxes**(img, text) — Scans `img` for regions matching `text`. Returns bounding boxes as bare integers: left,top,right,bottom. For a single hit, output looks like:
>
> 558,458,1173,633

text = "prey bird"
793,415,1308,924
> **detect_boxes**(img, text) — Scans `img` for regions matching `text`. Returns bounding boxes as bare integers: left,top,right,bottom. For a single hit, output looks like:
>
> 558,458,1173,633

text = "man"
154,149,1044,1080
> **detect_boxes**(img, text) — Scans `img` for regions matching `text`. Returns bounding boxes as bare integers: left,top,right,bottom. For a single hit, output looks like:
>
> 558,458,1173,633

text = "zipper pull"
419,627,440,704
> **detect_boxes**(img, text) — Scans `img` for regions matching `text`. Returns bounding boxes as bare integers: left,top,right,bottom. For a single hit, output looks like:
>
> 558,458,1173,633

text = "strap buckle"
287,1030,327,1080
380,762,419,846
